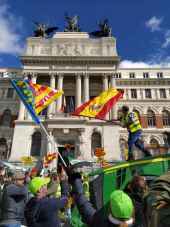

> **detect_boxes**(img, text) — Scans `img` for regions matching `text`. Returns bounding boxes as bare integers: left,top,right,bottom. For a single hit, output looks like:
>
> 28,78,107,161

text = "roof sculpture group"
33,14,112,38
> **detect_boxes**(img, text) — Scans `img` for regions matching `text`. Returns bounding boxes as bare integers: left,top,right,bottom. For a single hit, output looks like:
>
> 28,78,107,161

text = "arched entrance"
30,131,42,157
0,138,8,160
91,132,102,156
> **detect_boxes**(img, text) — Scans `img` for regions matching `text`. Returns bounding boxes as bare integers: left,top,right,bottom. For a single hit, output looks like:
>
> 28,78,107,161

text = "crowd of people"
0,103,169,227
0,159,169,227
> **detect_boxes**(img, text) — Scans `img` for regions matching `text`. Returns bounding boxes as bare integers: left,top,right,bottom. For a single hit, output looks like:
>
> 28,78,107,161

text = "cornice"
20,55,120,65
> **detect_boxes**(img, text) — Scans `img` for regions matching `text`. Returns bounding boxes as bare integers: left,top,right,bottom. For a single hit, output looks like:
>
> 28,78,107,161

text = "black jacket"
72,179,120,227
0,183,28,224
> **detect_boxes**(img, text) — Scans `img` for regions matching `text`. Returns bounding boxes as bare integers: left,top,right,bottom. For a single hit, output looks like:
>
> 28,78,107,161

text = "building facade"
0,32,170,162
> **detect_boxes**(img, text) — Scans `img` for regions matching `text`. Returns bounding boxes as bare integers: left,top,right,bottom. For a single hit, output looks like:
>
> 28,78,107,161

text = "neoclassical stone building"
0,32,170,162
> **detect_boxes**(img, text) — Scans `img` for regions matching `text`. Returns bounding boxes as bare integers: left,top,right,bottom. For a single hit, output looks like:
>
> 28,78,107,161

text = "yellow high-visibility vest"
125,111,142,133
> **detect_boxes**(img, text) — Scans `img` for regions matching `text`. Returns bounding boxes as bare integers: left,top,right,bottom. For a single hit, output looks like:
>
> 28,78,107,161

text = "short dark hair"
122,105,129,112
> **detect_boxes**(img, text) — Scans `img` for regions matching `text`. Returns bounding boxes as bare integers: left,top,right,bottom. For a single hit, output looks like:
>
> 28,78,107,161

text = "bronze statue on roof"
64,14,81,32
33,22,58,37
90,19,112,37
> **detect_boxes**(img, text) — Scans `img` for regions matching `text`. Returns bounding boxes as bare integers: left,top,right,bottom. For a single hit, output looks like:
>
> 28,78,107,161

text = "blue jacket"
72,179,119,227
0,183,28,224
25,180,69,227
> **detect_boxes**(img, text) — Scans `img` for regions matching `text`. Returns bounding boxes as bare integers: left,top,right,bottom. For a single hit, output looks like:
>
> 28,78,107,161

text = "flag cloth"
11,79,63,124
43,152,57,167
72,88,124,119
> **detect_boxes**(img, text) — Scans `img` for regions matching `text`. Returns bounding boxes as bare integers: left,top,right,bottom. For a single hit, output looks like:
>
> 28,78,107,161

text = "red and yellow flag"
43,152,57,167
29,81,63,114
11,79,63,124
72,88,124,119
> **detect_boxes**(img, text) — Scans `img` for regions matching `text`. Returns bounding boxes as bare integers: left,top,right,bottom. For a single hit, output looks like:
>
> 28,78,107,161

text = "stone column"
31,73,37,84
166,88,169,99
103,74,108,91
84,74,89,102
48,73,56,117
137,89,141,99
103,74,109,119
111,75,117,119
56,74,63,112
76,74,82,107
18,74,29,120
152,89,156,99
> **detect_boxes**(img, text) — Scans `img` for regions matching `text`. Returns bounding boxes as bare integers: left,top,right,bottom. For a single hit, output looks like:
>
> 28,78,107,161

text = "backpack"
25,197,40,226
145,171,170,227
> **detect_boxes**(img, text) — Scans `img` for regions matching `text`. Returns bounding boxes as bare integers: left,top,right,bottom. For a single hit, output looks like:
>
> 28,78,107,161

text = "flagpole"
39,122,67,168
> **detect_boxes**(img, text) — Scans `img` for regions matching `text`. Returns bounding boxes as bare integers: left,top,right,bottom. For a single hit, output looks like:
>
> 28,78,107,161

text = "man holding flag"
11,77,67,168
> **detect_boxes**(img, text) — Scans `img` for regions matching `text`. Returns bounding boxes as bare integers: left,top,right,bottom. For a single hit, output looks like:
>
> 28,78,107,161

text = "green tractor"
70,154,170,227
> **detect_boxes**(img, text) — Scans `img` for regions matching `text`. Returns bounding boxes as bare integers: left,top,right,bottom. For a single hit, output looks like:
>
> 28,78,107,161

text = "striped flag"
72,88,124,119
11,79,63,124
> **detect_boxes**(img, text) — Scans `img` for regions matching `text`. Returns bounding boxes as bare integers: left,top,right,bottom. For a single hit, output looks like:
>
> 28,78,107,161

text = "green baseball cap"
29,177,50,195
110,190,133,219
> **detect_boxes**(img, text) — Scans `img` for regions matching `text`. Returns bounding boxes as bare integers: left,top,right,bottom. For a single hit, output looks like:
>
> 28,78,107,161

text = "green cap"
110,190,133,219
29,177,50,194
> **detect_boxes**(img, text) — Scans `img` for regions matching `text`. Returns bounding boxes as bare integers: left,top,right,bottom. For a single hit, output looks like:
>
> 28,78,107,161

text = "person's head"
13,171,25,186
30,167,38,178
0,165,5,177
29,177,50,199
132,175,147,190
51,172,59,182
121,106,129,115
64,144,72,151
109,190,134,226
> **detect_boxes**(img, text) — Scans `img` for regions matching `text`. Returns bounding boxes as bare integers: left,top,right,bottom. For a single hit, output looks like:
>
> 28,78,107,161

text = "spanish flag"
11,79,63,124
72,88,124,119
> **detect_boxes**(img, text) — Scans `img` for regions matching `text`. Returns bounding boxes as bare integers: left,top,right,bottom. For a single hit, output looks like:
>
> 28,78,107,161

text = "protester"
144,171,170,227
118,105,151,160
25,169,69,227
69,172,134,227
126,175,148,227
0,171,28,227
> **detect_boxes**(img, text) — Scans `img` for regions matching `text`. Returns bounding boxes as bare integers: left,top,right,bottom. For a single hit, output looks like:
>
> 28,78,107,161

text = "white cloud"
119,60,155,68
0,1,24,54
145,16,163,32
162,30,170,48
119,58,170,68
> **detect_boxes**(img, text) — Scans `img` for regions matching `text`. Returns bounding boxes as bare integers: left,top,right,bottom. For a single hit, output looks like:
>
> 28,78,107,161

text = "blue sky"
0,0,170,68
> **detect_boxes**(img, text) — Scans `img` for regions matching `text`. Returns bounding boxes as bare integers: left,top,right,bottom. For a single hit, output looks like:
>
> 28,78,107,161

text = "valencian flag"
11,79,63,124
72,88,124,119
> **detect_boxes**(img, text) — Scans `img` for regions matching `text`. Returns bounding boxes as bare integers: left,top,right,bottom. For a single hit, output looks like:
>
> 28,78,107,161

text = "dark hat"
122,105,129,112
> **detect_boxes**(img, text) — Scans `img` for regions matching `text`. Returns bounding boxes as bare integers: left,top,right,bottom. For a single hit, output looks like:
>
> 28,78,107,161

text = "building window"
147,110,156,127
0,109,12,127
31,132,41,157
157,72,163,78
145,89,152,98
162,110,170,126
159,89,166,98
143,72,149,78
114,73,121,78
65,96,75,113
131,89,137,98
129,73,135,78
7,88,14,98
